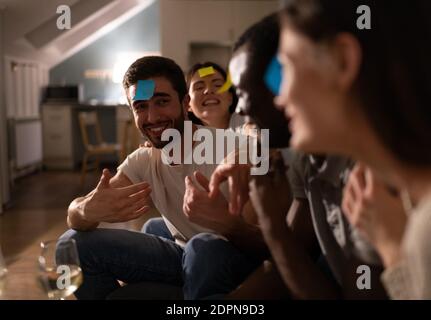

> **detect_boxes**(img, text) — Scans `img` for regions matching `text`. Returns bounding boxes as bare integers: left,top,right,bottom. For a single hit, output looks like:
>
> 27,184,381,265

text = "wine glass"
0,246,7,298
37,239,83,300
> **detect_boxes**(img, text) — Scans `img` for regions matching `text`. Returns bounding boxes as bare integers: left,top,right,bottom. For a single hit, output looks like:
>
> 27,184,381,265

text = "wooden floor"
0,168,157,300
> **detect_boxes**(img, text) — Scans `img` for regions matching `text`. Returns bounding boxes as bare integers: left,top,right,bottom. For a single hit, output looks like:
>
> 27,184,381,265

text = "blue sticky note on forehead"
133,79,155,100
264,56,282,95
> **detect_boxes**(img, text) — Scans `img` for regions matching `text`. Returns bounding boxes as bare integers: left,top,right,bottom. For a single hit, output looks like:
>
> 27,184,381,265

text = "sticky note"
198,66,215,78
133,79,155,101
217,72,233,94
264,56,282,95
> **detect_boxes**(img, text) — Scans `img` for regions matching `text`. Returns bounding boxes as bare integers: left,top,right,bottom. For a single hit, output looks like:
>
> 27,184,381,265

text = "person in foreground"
276,0,431,299
210,12,389,299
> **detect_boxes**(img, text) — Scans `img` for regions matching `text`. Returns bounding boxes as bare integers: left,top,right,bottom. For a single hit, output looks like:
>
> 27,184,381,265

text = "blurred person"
276,0,431,299
209,12,387,299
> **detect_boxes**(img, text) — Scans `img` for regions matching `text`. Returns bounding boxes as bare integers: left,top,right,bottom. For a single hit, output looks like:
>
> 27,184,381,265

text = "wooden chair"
118,118,140,161
78,111,122,186
116,106,143,160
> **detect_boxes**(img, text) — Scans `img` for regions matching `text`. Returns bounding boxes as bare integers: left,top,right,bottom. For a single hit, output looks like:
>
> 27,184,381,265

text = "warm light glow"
112,51,160,84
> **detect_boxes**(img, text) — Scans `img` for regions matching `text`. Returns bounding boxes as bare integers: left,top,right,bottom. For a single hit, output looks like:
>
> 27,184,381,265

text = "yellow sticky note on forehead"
198,66,215,78
217,72,233,94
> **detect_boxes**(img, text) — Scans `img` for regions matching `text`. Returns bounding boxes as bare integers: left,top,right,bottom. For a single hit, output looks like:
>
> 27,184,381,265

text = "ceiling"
0,0,155,68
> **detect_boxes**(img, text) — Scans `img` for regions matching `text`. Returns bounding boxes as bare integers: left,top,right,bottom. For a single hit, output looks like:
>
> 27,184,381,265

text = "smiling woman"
276,0,431,300
186,62,245,131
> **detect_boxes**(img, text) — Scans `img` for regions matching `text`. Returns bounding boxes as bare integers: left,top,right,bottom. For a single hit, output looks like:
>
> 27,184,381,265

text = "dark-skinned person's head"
230,13,291,149
275,0,431,186
123,56,189,149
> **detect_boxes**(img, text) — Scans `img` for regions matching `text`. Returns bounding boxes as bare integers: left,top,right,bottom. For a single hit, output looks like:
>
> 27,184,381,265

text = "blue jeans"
142,217,174,241
59,229,259,300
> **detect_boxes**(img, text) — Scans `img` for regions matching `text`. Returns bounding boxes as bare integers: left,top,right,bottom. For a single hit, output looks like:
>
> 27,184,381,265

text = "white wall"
0,8,11,212
4,56,49,120
160,0,280,70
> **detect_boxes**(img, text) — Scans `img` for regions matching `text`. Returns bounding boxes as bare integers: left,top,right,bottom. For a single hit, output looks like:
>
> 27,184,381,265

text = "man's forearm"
67,196,99,231
261,223,341,299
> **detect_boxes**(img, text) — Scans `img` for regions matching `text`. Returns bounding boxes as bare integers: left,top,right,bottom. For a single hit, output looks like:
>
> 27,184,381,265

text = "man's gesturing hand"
183,171,236,235
249,152,292,230
82,169,152,223
208,163,251,216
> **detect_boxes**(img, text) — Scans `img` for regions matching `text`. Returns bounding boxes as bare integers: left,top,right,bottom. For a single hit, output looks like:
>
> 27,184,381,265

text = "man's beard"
141,113,185,149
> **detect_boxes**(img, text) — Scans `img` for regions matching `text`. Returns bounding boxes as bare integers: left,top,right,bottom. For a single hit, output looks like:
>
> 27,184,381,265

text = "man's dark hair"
123,56,187,103
186,62,238,125
233,13,280,83
280,0,431,167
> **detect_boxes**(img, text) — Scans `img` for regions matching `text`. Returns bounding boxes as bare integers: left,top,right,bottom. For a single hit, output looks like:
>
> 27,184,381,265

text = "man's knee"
142,217,173,241
142,217,163,234
58,229,95,249
182,233,251,299
185,232,230,252
59,228,79,242
183,233,235,267
57,229,103,268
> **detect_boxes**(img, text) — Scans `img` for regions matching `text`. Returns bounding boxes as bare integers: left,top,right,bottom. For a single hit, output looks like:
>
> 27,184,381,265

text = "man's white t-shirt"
118,126,231,247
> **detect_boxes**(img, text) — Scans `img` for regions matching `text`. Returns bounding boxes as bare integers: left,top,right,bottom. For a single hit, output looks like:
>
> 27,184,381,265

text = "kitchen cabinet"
42,104,121,169
42,104,76,169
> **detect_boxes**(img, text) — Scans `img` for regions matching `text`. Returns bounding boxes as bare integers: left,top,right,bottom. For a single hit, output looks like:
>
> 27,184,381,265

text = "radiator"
9,118,43,171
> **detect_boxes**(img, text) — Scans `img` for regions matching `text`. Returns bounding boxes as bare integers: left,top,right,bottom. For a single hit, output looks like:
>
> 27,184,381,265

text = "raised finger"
209,164,235,198
229,175,240,215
